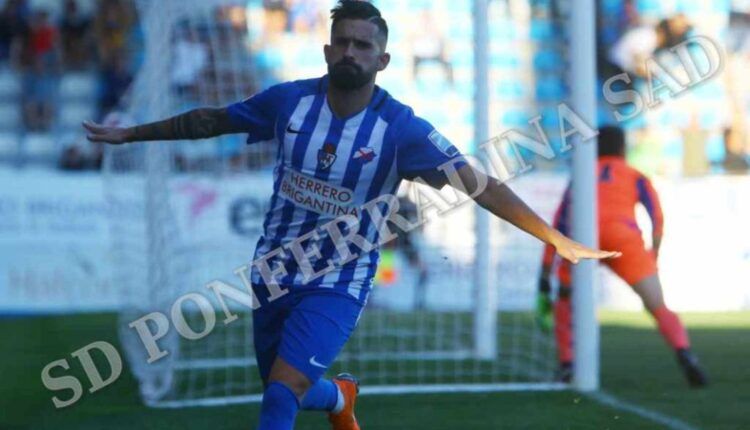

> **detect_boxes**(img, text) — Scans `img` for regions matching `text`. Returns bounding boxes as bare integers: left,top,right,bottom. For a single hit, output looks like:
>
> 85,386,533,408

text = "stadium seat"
452,47,473,68
490,52,521,69
533,50,564,71
0,69,21,98
59,103,96,130
601,0,624,13
0,102,21,130
636,0,660,15
0,132,19,161
539,107,559,129
495,81,527,99
502,109,532,128
22,133,59,161
489,22,516,40
535,77,566,101
530,19,555,41
705,133,726,164
59,72,98,101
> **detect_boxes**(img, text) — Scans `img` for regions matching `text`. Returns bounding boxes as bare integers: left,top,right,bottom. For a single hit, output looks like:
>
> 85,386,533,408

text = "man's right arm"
83,107,246,144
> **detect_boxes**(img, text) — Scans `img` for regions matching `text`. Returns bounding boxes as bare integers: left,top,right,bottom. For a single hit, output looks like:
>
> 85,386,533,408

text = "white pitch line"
587,391,700,430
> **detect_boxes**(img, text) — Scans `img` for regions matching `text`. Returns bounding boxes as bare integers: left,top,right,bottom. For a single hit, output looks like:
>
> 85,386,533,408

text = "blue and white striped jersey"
227,76,464,303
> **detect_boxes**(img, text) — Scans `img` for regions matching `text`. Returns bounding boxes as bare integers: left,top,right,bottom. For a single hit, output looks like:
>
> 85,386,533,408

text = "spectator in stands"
59,144,87,170
723,127,749,173
0,0,30,66
288,0,326,35
609,14,692,79
98,50,132,119
608,20,660,78
409,9,453,86
94,0,135,65
22,9,62,132
263,0,289,35
596,0,637,80
60,0,92,70
172,25,208,100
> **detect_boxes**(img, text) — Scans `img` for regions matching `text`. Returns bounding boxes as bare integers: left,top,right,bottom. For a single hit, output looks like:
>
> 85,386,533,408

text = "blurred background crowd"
0,0,749,175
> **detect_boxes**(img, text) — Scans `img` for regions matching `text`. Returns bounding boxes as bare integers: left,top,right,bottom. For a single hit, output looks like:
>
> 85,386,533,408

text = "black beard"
328,61,373,91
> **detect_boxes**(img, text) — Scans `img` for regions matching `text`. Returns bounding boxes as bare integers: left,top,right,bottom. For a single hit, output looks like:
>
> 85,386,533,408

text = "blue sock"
258,382,299,430
300,378,339,411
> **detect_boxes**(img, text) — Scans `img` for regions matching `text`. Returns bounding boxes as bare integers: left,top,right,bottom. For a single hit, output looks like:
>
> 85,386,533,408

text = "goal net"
107,0,575,408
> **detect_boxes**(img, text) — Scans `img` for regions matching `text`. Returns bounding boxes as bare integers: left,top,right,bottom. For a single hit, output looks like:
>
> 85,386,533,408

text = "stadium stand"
0,0,747,173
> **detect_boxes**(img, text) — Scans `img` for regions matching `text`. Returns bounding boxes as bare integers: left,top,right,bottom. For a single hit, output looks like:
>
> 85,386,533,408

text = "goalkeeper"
536,126,708,387
84,2,619,429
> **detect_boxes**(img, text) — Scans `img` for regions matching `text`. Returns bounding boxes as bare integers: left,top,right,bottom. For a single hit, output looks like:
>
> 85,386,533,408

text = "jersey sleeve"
226,83,288,144
636,176,664,238
395,111,466,189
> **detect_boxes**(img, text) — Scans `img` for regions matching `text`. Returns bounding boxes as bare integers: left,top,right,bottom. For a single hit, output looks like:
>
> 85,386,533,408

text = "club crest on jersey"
317,142,337,170
352,147,376,163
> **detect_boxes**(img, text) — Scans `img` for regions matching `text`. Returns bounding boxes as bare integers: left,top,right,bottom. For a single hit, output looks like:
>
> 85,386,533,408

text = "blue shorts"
252,287,364,383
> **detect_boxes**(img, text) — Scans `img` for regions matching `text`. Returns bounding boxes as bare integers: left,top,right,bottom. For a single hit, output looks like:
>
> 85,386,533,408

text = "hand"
552,233,621,265
83,120,133,144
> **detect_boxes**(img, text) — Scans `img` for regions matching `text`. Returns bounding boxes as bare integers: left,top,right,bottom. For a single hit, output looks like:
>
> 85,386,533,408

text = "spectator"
60,0,92,70
607,21,659,78
723,127,750,173
59,145,87,170
596,0,637,80
94,0,135,65
98,50,132,119
609,14,692,78
263,0,289,35
288,0,325,35
171,26,208,100
0,0,30,65
409,9,453,85
22,9,62,132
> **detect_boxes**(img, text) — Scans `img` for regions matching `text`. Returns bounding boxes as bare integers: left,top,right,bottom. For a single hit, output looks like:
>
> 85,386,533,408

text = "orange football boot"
328,373,360,430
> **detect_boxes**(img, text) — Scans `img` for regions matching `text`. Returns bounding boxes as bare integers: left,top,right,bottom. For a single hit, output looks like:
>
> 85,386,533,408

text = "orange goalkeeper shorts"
557,220,657,287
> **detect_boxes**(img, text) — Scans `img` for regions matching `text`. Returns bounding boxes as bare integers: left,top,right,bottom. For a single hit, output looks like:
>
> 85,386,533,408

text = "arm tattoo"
129,108,240,142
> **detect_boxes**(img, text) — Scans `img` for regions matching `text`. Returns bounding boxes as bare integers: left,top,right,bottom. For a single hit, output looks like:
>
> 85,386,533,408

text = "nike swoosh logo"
309,355,327,369
286,124,307,134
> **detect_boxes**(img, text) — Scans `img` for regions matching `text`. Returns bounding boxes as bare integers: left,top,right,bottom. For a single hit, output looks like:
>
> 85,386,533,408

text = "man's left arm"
454,164,620,264
637,175,664,258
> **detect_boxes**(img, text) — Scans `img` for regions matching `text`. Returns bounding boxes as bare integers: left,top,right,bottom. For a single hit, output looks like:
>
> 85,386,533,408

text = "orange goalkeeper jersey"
543,155,664,268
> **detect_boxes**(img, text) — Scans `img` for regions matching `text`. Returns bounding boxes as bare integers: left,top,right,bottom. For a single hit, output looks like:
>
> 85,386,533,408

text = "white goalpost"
106,0,595,408
569,0,600,392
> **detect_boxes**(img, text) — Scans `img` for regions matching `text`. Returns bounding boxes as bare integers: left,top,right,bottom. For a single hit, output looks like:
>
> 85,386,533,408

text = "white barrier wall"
1,168,749,313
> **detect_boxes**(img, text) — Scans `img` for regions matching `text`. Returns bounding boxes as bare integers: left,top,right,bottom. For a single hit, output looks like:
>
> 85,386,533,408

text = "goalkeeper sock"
300,378,340,412
554,296,573,363
652,305,690,350
258,382,299,430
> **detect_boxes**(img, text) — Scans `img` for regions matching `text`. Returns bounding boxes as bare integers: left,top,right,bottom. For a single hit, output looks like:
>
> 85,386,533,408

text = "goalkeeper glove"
535,278,553,332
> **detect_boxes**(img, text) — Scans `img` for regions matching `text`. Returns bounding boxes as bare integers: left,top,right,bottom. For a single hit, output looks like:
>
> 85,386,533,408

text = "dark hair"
597,126,626,157
330,0,388,41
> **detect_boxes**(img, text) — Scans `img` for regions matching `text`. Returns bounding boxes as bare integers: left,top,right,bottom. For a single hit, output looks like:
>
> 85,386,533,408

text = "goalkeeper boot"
676,348,708,388
328,373,360,430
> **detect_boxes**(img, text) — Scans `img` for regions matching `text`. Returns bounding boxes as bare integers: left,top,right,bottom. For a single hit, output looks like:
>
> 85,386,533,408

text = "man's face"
324,19,390,91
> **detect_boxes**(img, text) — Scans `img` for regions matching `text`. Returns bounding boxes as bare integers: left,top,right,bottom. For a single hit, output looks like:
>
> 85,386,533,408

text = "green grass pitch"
1,312,747,429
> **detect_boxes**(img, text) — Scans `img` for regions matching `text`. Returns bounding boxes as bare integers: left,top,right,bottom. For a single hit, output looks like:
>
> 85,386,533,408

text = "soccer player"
537,126,708,387
84,2,619,429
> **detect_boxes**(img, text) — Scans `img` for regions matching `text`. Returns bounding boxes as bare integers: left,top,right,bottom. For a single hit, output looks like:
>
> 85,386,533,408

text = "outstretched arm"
83,107,245,144
454,164,620,264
